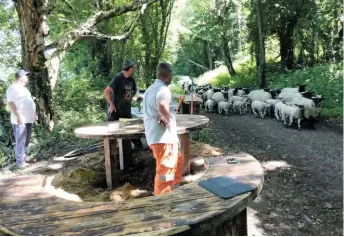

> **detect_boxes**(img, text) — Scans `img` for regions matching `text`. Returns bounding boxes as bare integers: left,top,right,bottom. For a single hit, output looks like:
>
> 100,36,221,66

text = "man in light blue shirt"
143,63,182,195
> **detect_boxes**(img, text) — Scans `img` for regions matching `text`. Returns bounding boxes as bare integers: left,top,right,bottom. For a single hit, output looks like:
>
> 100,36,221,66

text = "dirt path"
202,112,343,236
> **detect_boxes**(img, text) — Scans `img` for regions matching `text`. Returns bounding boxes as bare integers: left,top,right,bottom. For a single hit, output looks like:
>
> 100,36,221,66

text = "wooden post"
236,208,248,236
179,133,190,175
104,138,119,188
122,139,133,170
119,139,124,170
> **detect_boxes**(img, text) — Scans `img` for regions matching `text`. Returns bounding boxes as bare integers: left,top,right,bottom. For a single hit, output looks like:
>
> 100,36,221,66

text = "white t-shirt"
143,79,179,146
6,83,36,124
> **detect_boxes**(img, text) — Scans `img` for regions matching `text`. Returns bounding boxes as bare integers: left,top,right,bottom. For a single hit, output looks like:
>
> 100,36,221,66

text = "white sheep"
205,99,216,112
291,97,318,120
277,91,303,102
228,89,235,100
266,99,280,116
281,85,306,93
232,100,248,115
251,100,270,118
247,89,272,103
237,90,246,96
274,102,285,120
205,89,214,100
211,92,226,104
281,104,304,130
229,95,247,105
218,101,231,115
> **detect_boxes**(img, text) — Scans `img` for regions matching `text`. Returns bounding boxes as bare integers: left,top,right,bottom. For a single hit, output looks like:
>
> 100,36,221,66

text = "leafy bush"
170,82,184,95
214,73,231,87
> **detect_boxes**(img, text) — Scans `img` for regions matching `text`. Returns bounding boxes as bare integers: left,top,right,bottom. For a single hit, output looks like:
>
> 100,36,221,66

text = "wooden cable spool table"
0,153,264,236
74,114,210,188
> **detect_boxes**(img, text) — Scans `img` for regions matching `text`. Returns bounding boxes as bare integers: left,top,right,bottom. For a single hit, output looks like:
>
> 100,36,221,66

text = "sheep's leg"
275,108,280,120
297,118,302,131
260,110,264,119
252,107,258,116
218,107,221,114
289,115,293,126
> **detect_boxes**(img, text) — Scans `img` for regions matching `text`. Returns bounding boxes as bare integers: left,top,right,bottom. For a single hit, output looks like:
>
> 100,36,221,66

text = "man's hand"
17,115,23,124
108,104,116,114
158,116,170,128
35,114,38,121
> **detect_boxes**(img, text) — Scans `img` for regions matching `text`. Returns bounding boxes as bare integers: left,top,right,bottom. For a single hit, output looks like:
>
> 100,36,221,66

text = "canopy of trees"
0,0,342,128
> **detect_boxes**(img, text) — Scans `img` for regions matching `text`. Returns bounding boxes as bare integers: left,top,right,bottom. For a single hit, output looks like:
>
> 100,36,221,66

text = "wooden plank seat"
0,153,264,236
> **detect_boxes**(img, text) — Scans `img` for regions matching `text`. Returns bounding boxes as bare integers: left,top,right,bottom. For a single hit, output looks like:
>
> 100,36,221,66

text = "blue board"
198,176,254,199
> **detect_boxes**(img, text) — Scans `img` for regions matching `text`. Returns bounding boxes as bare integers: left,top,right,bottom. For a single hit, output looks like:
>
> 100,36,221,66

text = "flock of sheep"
192,84,323,130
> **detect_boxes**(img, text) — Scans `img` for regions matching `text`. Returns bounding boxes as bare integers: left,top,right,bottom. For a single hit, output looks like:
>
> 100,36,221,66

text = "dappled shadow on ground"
203,112,343,236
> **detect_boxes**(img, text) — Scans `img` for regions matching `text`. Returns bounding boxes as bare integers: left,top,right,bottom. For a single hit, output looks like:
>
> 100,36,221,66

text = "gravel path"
202,112,343,236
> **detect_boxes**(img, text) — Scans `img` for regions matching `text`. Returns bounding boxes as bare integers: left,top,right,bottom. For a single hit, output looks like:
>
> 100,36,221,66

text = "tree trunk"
204,40,213,70
278,21,296,71
216,1,236,76
222,39,236,76
15,0,54,129
14,0,158,129
256,0,266,88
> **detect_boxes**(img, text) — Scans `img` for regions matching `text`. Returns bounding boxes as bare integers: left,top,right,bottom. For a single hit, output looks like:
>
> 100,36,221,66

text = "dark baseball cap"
122,60,136,70
15,69,31,79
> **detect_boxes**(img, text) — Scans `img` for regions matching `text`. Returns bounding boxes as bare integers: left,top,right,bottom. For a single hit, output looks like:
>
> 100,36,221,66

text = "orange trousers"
150,143,183,195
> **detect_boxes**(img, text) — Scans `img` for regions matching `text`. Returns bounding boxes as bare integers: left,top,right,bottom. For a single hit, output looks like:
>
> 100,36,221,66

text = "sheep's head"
296,84,307,92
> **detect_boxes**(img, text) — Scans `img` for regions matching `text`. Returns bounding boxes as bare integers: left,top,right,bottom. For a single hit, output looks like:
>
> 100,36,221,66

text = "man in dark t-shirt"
104,60,143,149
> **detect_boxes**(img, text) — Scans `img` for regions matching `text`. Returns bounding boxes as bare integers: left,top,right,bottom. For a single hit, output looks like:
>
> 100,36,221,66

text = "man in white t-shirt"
143,63,183,195
6,70,37,168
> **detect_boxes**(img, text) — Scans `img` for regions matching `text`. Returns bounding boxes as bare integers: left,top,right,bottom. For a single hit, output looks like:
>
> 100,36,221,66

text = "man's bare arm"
157,98,170,127
8,102,22,123
104,86,116,113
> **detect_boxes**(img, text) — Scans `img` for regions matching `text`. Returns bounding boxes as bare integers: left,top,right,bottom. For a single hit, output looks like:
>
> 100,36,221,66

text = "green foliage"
214,73,231,87
32,72,107,159
170,82,184,95
200,129,215,143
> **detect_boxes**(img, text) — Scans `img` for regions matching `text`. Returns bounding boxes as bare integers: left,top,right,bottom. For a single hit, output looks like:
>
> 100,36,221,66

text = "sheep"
211,92,226,104
266,99,280,116
205,89,214,100
205,99,216,112
218,101,231,115
251,100,270,119
281,84,307,93
247,89,272,103
281,104,304,130
274,101,292,121
231,88,246,96
228,95,248,105
232,100,248,115
228,89,235,100
291,97,319,120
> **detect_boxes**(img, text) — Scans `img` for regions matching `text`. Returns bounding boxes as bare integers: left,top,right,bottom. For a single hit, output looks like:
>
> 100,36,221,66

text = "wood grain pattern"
0,153,264,236
74,115,209,139
179,133,190,175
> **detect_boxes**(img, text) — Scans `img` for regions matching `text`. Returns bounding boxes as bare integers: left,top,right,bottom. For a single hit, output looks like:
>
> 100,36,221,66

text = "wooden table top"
74,114,209,139
0,153,264,236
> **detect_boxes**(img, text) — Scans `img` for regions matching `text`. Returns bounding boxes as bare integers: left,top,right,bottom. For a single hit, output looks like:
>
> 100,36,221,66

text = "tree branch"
188,59,210,70
48,0,158,57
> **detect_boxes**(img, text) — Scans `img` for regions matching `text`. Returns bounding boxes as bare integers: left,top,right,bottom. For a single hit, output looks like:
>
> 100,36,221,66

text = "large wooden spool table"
0,153,264,236
74,114,209,188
